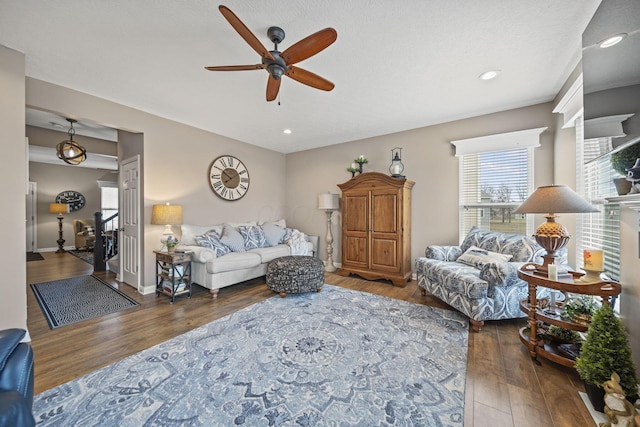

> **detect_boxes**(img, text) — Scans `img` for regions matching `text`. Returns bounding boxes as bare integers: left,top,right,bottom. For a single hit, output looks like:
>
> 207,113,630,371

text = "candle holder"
579,269,604,283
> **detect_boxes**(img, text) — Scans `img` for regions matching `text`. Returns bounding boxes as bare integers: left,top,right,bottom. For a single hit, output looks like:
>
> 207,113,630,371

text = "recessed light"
283,129,292,134
479,69,501,81
598,33,627,48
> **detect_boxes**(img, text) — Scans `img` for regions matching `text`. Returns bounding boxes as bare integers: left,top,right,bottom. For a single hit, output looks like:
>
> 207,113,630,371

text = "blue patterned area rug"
30,275,139,329
33,285,469,426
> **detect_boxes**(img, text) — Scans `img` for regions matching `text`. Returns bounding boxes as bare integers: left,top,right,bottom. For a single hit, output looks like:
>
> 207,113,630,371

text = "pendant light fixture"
56,118,87,165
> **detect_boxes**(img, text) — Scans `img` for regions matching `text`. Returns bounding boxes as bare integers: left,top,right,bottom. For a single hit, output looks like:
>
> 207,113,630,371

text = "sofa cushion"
248,245,291,263
261,222,287,246
457,245,512,267
418,258,488,299
238,225,268,250
207,252,262,273
194,231,230,257
220,224,246,252
181,224,223,246
460,226,543,263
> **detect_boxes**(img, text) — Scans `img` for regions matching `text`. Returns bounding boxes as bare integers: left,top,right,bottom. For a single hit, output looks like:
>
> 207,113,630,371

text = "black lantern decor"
389,147,405,178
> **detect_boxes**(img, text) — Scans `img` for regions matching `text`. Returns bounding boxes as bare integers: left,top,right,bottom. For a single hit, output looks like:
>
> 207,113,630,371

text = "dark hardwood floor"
26,252,595,426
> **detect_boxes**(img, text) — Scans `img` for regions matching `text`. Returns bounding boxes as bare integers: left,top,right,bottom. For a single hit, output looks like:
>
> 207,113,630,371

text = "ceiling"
1,1,604,154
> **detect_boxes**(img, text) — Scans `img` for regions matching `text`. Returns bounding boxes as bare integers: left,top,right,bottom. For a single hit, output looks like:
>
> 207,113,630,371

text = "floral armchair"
415,227,549,332
72,219,96,251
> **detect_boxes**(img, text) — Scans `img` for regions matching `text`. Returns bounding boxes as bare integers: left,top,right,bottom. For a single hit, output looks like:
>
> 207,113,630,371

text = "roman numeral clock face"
208,155,250,201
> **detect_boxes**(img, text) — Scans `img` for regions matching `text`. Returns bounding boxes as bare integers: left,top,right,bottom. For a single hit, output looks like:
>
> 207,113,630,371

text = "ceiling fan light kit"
206,5,337,102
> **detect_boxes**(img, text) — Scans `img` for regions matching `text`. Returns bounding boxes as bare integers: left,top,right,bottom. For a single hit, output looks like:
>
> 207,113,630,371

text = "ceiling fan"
205,5,337,102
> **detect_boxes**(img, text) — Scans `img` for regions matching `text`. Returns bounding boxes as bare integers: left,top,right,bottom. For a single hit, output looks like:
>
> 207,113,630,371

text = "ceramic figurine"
599,372,639,427
626,159,640,195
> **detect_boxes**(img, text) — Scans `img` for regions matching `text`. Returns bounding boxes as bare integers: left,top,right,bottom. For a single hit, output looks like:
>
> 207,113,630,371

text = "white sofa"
179,220,318,299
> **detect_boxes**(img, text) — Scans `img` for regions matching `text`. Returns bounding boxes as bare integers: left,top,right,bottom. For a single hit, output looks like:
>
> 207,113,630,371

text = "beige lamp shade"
515,185,598,274
318,193,340,210
514,185,599,215
49,203,70,216
151,204,183,225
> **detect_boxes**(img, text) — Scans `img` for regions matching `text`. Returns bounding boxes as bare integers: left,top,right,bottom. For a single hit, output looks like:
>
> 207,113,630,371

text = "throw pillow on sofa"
261,222,286,246
194,231,230,257
220,224,246,252
238,225,268,250
457,245,513,268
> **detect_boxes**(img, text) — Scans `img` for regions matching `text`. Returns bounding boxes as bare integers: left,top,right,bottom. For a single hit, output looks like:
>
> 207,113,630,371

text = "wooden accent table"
154,250,192,303
517,263,621,367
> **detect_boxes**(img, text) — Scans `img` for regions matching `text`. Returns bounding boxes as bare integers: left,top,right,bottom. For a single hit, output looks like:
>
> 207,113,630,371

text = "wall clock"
208,155,250,201
55,190,86,212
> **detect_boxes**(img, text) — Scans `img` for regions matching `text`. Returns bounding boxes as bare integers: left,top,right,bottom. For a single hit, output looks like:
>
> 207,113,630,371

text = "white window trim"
451,127,547,156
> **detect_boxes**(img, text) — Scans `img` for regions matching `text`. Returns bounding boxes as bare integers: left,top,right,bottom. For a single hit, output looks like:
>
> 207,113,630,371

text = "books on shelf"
161,265,185,276
161,279,188,293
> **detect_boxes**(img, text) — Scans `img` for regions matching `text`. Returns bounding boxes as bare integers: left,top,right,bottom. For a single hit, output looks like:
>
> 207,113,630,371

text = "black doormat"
27,252,44,262
69,249,93,265
30,275,139,329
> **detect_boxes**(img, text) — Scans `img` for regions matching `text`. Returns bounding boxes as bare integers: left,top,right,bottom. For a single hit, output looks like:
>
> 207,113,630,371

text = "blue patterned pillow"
239,225,268,250
220,224,246,252
280,227,294,244
261,222,286,246
194,231,230,257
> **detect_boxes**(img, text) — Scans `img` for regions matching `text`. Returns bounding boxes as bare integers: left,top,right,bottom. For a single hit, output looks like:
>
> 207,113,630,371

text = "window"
452,128,545,241
575,116,620,281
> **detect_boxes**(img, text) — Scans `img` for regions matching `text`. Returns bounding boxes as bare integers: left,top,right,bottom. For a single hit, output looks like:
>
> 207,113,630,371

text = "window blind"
459,147,534,237
575,116,620,281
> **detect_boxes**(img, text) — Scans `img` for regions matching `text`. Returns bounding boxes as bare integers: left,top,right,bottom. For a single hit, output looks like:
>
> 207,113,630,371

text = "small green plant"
562,295,598,322
610,142,640,176
165,235,179,251
576,304,639,401
545,325,580,343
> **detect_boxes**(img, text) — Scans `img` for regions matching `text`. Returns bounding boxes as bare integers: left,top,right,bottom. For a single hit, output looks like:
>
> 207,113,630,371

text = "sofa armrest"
179,245,216,263
305,235,319,257
425,245,462,261
479,261,523,287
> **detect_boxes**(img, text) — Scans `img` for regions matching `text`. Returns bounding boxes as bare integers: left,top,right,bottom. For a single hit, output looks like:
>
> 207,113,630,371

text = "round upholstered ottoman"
266,256,324,297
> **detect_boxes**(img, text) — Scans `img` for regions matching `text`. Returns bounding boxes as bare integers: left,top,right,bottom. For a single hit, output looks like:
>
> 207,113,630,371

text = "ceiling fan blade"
218,5,274,61
205,64,264,71
285,66,334,91
281,28,337,65
266,76,281,102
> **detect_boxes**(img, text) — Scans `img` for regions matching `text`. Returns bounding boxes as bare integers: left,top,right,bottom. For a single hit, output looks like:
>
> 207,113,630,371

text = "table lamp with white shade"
151,203,183,251
318,193,340,272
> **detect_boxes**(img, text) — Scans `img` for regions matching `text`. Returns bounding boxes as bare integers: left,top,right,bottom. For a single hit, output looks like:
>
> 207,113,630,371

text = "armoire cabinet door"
370,190,400,272
342,192,369,268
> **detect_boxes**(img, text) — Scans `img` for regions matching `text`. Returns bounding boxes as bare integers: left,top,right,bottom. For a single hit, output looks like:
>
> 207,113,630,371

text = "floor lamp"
49,203,70,253
318,193,340,272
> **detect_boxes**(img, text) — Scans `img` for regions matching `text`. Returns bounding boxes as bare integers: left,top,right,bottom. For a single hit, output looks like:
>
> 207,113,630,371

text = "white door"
25,182,37,252
121,156,141,291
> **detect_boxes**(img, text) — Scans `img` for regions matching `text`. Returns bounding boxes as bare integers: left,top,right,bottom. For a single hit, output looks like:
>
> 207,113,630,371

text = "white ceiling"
1,1,603,153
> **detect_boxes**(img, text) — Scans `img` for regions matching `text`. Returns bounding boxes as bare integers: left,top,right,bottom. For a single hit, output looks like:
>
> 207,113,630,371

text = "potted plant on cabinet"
610,142,640,195
575,303,638,412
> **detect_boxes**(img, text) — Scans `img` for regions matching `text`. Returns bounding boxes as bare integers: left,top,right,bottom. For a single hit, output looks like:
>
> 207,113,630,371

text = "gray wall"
286,102,557,268
0,45,27,331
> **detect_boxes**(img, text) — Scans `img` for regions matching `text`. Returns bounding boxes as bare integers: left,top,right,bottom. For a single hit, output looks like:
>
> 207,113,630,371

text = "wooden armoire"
337,172,414,287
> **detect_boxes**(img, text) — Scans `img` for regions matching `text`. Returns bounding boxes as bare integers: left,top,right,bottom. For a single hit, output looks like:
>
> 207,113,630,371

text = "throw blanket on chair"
287,229,308,255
